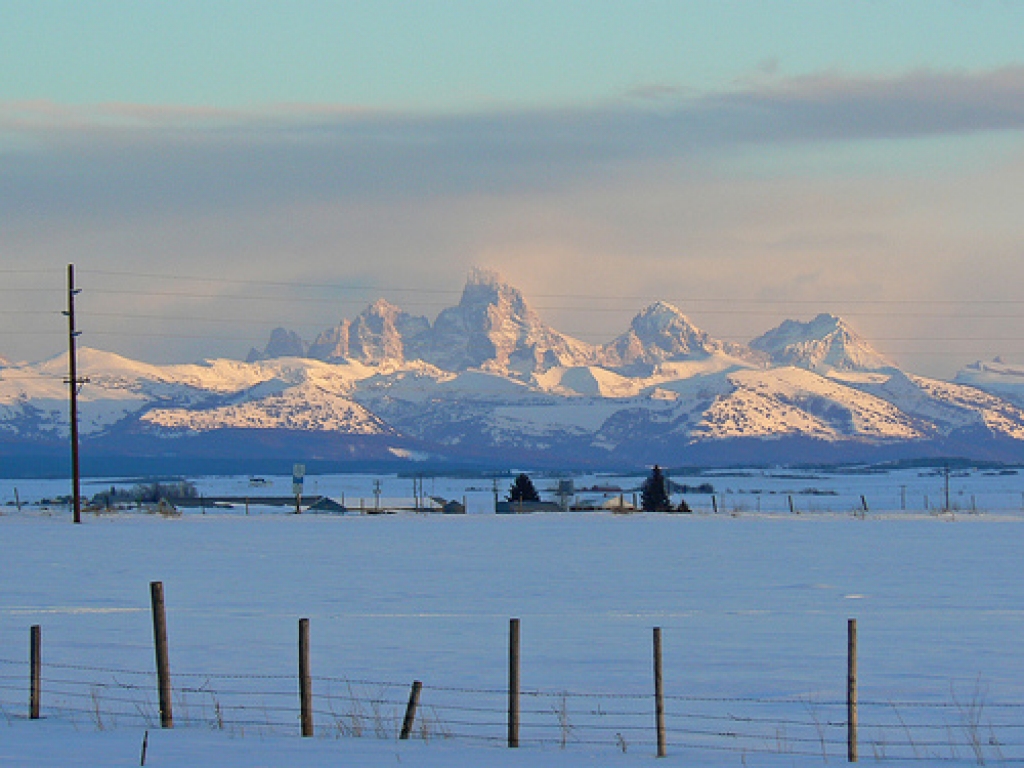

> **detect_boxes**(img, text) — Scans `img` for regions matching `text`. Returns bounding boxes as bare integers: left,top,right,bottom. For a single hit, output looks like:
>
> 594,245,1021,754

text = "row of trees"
508,466,690,512
90,480,199,507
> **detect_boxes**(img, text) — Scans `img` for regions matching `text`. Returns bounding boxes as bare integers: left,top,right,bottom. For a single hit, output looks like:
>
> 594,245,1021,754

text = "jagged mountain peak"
307,299,430,364
465,265,507,289
365,297,401,315
457,267,531,316
750,314,893,373
247,327,308,363
425,271,593,375
632,301,701,334
600,301,747,369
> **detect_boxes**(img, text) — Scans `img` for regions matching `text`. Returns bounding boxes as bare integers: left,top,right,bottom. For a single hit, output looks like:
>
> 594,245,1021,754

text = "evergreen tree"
676,497,692,514
641,465,671,511
508,473,541,503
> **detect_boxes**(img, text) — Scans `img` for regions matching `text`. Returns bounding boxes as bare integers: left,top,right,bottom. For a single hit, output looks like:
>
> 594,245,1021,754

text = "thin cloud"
3,67,1024,222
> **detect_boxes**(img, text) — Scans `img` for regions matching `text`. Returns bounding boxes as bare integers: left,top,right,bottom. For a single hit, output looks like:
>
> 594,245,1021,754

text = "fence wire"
2,656,1023,762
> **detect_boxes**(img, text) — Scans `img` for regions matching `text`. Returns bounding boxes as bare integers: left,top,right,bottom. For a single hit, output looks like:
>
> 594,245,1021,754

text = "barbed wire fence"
2,649,1023,762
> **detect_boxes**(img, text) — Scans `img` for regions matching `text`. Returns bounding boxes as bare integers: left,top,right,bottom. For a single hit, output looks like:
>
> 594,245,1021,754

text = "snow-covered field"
2,469,1024,767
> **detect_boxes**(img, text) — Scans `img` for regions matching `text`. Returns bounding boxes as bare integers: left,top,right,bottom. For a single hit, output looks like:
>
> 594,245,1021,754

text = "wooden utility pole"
64,264,85,524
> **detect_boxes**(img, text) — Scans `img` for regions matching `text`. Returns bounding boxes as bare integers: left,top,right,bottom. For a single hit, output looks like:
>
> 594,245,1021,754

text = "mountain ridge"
3,272,1023,471
249,272,887,378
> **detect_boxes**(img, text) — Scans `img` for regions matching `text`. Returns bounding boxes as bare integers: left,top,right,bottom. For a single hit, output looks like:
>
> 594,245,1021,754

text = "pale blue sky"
4,1,1024,109
2,1,1024,376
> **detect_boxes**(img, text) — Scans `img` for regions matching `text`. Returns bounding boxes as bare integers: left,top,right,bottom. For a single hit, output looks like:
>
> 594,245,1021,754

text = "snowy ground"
2,468,1024,766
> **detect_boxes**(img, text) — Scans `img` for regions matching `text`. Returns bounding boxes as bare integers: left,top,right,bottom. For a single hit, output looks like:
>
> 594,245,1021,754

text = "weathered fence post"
509,617,520,748
848,618,858,762
299,618,313,737
30,624,41,719
711,496,718,514
788,495,796,514
149,581,173,728
653,626,666,757
860,495,869,516
400,680,423,739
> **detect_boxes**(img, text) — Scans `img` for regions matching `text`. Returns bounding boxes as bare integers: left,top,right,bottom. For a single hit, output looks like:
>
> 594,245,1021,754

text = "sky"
2,0,1024,376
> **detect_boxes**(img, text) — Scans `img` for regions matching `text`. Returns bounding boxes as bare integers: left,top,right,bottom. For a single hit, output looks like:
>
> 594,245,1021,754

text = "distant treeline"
91,480,198,506
669,482,715,494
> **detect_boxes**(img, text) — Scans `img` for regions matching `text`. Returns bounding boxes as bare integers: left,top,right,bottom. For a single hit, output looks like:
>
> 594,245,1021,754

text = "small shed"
306,496,348,515
443,500,466,515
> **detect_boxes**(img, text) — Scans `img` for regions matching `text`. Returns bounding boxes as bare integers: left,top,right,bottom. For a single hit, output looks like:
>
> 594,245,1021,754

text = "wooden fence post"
653,626,666,757
788,495,796,514
509,618,520,748
30,625,41,719
848,618,858,762
299,618,313,737
149,581,173,728
400,680,423,739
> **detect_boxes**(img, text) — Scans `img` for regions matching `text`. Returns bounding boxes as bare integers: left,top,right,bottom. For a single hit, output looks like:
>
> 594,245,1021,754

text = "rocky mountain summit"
251,269,592,375
750,314,894,373
249,271,879,379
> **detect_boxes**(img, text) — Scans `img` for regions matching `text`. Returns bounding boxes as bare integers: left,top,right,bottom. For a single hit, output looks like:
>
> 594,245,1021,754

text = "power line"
65,307,1024,321
77,268,1024,306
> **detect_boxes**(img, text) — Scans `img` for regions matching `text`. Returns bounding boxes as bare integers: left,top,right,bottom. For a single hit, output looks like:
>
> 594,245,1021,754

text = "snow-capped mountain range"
3,269,1023,473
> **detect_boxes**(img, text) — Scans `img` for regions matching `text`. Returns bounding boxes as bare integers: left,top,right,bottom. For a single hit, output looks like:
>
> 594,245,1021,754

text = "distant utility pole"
63,264,88,524
944,465,951,512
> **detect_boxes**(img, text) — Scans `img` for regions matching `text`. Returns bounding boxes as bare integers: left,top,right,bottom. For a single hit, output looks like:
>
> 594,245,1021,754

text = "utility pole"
63,264,87,524
944,464,951,512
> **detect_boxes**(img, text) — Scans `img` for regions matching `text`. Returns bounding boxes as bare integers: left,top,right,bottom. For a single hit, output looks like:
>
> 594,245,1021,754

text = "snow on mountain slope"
533,366,641,398
641,354,758,391
488,398,642,440
133,357,386,434
534,353,761,400
693,367,921,441
955,359,1024,407
904,374,1024,439
2,350,155,437
142,379,388,434
750,314,893,373
1,350,383,438
831,369,1024,440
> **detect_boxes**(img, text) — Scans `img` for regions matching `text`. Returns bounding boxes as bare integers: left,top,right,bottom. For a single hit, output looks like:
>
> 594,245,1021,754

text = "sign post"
293,463,305,514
